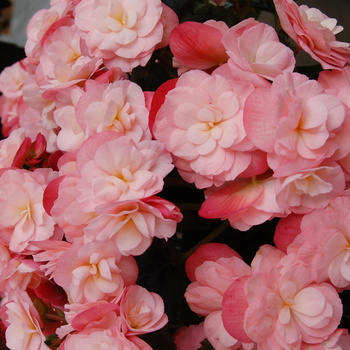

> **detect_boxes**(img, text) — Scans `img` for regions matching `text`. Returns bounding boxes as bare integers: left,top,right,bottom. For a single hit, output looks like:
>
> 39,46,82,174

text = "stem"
294,47,301,56
234,0,240,11
183,221,230,259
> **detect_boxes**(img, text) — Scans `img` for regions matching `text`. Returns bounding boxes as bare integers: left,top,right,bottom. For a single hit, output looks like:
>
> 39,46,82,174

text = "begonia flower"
75,80,151,143
222,246,343,350
244,72,350,176
75,131,173,212
153,69,255,189
287,193,350,289
273,0,350,70
119,285,168,335
83,196,182,256
74,0,176,72
0,60,27,99
222,18,295,81
1,289,50,350
53,241,138,303
0,168,57,253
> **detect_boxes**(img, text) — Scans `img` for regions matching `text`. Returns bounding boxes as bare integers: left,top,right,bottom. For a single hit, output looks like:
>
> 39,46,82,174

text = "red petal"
222,275,252,343
199,180,264,219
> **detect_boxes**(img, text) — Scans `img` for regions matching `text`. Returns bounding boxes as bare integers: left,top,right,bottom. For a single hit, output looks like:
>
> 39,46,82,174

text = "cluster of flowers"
0,0,183,349
1,0,350,349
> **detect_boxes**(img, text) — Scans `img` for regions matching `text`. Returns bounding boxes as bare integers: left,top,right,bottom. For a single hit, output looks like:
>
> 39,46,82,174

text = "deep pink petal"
199,180,264,219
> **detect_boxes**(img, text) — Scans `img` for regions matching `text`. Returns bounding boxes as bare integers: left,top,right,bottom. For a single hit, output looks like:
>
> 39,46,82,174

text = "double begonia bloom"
0,168,56,253
273,0,350,70
1,289,50,350
83,196,182,256
275,161,346,214
153,69,255,189
38,24,102,91
0,60,27,100
222,246,343,350
74,0,175,72
222,18,295,82
74,131,173,212
119,285,168,335
53,241,138,303
244,72,350,176
75,80,150,143
286,192,350,289
25,2,73,61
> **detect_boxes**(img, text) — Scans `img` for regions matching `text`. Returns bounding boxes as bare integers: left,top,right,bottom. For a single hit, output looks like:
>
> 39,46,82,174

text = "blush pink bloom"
0,256,42,293
153,69,255,189
74,0,173,72
244,72,349,176
200,174,286,231
53,241,138,303
0,60,27,99
53,86,85,152
185,256,251,316
169,20,229,75
83,196,182,256
222,18,295,81
47,174,96,242
275,161,345,214
75,131,173,212
25,2,73,62
38,24,103,91
75,80,150,143
222,246,343,350
0,168,57,253
287,193,350,289
273,0,350,70
1,289,50,350
119,285,168,335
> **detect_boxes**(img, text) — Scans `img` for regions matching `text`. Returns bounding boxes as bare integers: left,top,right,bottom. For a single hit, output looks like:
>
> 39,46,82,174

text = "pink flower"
75,80,151,143
273,0,350,70
53,241,138,303
0,256,42,293
222,246,343,350
119,285,168,335
287,193,350,289
75,131,173,212
275,161,345,214
222,18,295,81
0,60,27,99
244,72,349,176
83,196,182,256
74,0,173,72
153,69,255,189
169,20,229,75
1,289,50,350
25,2,73,62
0,168,56,253
185,256,251,316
